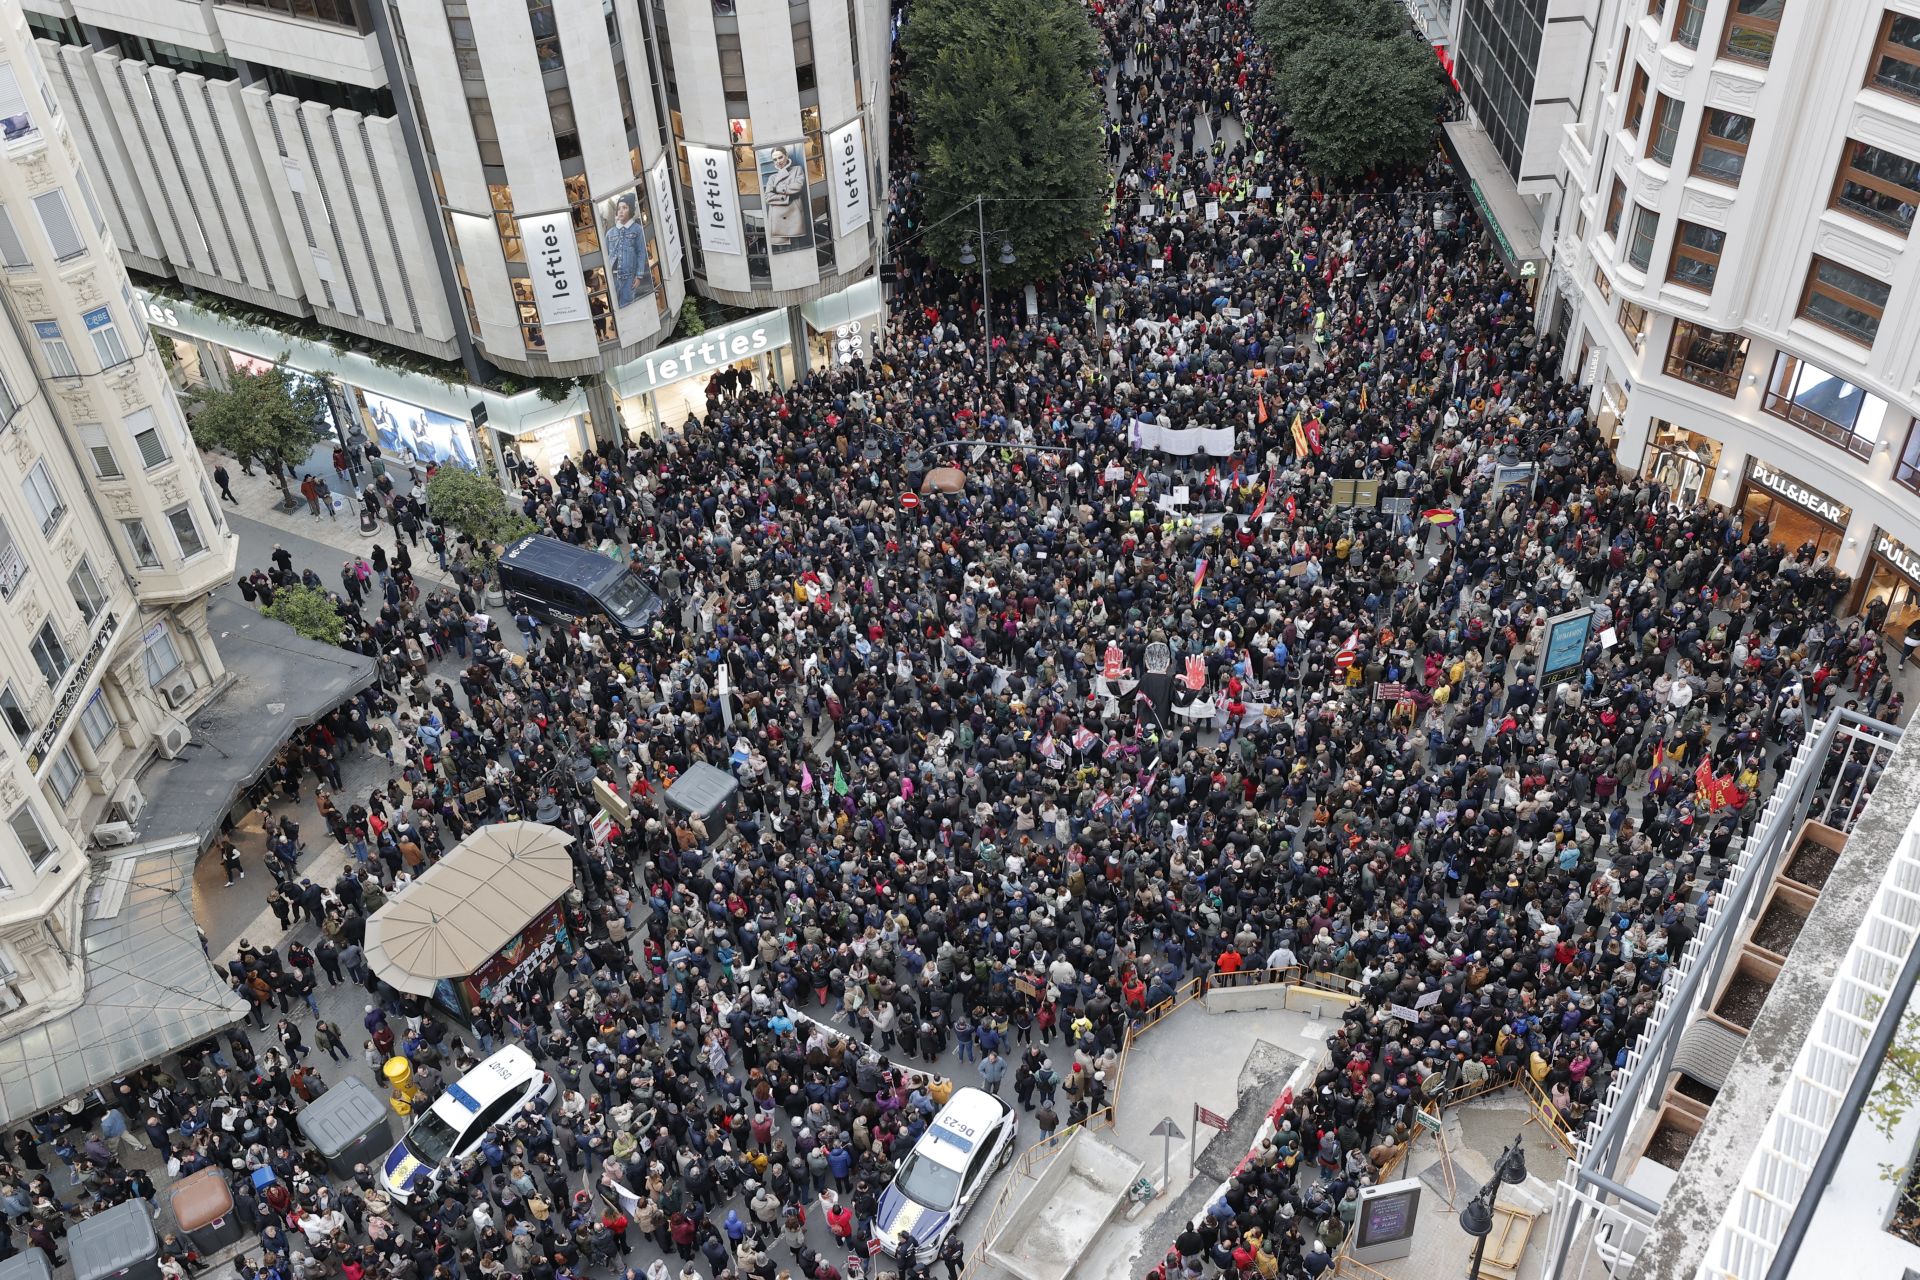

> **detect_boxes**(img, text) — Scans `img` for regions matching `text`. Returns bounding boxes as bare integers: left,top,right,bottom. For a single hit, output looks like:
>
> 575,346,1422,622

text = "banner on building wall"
517,211,592,325
687,145,744,256
358,389,478,470
757,144,813,254
648,158,685,277
596,187,656,335
827,119,871,239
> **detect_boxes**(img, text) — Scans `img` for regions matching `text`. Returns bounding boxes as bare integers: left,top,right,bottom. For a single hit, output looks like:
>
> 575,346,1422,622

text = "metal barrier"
1515,1070,1577,1158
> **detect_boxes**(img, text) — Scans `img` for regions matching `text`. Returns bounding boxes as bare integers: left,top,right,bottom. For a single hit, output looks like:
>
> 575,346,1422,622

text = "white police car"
380,1045,556,1204
875,1087,1018,1260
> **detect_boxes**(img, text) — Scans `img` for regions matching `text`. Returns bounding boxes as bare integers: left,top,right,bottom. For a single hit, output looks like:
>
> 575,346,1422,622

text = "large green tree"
263,584,347,645
185,360,330,508
423,465,535,564
903,0,1109,283
1252,0,1406,69
1274,31,1448,180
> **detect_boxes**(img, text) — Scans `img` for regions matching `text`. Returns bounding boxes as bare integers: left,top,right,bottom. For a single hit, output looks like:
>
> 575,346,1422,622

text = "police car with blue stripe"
380,1045,556,1204
875,1087,1018,1261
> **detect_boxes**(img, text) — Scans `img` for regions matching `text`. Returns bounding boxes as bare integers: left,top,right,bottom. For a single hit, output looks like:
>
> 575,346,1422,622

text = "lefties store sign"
686,145,743,256
517,211,592,325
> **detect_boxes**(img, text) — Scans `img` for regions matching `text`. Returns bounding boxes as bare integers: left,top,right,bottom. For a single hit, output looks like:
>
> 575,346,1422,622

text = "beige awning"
364,821,575,995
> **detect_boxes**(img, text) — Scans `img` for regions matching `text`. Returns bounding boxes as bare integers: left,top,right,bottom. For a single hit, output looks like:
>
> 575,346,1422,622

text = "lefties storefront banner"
649,157,685,275
517,211,592,325
827,119,871,238
687,145,744,256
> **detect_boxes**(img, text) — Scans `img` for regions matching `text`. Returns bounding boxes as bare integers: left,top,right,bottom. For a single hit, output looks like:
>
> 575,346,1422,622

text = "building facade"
18,0,888,459
0,3,236,1031
1557,0,1920,646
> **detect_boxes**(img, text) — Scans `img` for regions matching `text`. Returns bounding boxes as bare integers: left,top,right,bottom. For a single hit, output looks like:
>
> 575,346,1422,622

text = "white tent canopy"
364,822,575,995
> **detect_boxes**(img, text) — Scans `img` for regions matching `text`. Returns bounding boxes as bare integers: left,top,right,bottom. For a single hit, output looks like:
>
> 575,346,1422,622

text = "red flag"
1130,470,1148,499
1257,392,1269,425
1284,494,1297,522
1652,741,1665,770
1305,419,1323,455
1694,760,1713,798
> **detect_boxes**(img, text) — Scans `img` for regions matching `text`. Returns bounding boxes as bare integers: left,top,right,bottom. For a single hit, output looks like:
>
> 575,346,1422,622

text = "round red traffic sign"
900,492,921,509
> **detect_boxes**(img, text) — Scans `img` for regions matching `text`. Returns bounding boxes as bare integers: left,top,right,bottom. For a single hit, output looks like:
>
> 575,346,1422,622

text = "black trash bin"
68,1199,159,1280
169,1168,241,1256
297,1076,395,1177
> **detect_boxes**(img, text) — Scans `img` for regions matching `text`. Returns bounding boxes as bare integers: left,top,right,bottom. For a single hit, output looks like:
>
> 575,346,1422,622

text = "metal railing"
1543,710,1903,1280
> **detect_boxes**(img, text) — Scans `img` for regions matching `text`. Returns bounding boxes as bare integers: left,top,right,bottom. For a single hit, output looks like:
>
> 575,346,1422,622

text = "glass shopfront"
801,276,884,372
1736,456,1850,562
1596,371,1629,443
611,308,795,438
1639,419,1723,504
1856,529,1920,643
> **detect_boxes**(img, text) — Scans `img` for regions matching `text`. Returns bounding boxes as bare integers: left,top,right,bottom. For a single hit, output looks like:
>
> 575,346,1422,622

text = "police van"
875,1086,1018,1260
379,1045,556,1204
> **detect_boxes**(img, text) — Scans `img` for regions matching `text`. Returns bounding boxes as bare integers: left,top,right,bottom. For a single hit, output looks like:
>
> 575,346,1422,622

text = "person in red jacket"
1216,947,1245,987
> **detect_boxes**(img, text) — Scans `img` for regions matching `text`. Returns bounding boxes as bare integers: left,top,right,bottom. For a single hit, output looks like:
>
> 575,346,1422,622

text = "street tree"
185,360,330,508
1252,0,1405,69
423,465,536,565
262,584,346,646
1274,30,1448,181
903,0,1109,283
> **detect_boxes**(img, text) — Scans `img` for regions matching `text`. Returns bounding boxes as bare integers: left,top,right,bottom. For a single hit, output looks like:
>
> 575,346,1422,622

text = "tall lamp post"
1459,1134,1528,1280
957,194,1016,388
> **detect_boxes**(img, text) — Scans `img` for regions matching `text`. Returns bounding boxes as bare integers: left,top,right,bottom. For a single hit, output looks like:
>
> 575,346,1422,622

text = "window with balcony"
77,691,113,751
1673,0,1707,48
1798,255,1889,345
1694,109,1753,185
1606,177,1627,239
46,747,79,806
1648,94,1683,164
1627,205,1660,270
1625,66,1650,136
1667,220,1726,290
67,557,106,625
1763,351,1890,456
9,803,53,869
1721,0,1783,65
1872,10,1920,100
1832,139,1920,234
29,621,67,687
21,462,61,537
1663,321,1747,394
0,514,21,600
1618,299,1651,351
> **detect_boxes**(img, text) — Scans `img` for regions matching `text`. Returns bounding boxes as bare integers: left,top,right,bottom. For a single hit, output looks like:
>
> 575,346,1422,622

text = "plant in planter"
184,358,329,510
422,466,536,593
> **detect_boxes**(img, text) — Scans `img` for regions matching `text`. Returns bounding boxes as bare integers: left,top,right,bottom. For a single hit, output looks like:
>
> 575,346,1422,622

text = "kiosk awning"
364,822,575,995
1443,120,1546,275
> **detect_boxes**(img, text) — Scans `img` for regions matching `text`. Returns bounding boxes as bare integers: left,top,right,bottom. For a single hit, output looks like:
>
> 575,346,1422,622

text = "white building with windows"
0,4,236,1038
14,0,889,465
1557,0,1920,643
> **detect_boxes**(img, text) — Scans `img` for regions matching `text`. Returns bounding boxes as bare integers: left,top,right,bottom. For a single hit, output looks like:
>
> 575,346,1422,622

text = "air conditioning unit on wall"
157,721,191,759
91,821,135,848
161,676,196,709
111,779,144,823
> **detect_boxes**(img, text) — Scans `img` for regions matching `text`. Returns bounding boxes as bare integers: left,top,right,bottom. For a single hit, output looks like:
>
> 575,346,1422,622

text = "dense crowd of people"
8,1,1909,1279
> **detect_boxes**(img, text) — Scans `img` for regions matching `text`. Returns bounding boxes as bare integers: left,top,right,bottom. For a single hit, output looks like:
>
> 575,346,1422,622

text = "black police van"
496,535,662,632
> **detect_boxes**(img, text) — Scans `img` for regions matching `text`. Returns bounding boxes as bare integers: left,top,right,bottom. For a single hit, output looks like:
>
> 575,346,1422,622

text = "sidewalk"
202,447,428,574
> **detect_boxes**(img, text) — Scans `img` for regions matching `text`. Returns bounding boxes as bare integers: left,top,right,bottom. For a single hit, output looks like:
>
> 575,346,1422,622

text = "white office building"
17,0,889,469
1555,0,1920,646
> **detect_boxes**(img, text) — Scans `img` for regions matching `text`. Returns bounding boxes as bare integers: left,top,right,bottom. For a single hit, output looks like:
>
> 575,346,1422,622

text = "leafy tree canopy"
1252,0,1406,69
423,465,536,559
1274,30,1448,180
903,0,1110,283
185,359,330,502
263,584,346,646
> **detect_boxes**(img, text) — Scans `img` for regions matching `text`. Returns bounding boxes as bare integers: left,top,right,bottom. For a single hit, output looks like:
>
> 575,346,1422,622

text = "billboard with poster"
435,898,573,1016
597,187,655,329
358,389,478,469
757,143,812,254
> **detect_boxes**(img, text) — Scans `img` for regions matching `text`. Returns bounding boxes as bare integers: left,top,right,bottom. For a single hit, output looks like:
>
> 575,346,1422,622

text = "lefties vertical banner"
517,212,592,325
827,119,871,238
649,157,685,275
686,144,744,255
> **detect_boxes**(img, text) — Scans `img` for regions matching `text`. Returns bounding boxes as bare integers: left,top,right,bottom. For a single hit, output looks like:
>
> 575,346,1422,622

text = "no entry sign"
900,492,920,509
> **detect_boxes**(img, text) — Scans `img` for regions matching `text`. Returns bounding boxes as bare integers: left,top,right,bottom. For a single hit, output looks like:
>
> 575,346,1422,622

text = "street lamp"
1459,1135,1528,1280
957,195,1015,389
